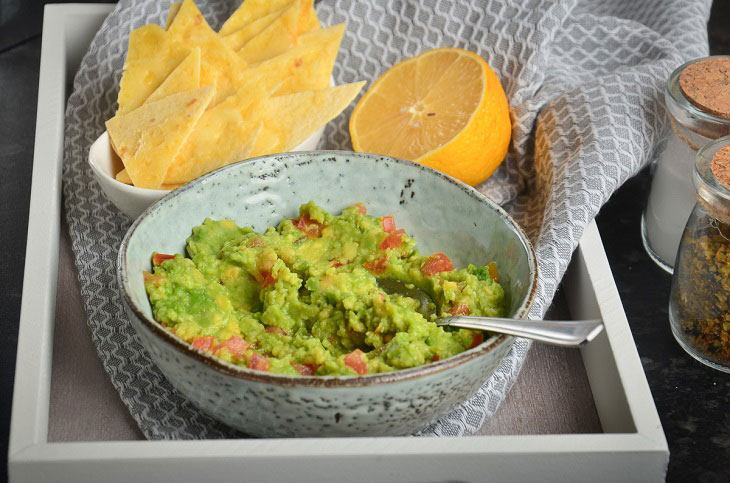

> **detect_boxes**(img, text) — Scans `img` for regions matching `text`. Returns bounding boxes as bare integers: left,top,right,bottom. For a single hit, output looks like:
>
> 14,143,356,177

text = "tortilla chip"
245,23,344,96
146,47,200,104
237,0,319,64
114,169,132,184
167,0,247,105
116,168,183,190
164,81,270,184
106,86,214,189
115,169,132,184
250,81,365,157
296,0,320,33
221,8,284,51
165,2,183,29
117,24,190,114
219,0,294,36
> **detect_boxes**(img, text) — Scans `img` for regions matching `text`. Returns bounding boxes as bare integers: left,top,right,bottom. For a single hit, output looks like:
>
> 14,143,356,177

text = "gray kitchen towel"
62,0,711,439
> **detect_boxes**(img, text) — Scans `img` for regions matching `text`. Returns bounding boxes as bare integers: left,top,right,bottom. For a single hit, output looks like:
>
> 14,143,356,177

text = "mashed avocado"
144,202,505,376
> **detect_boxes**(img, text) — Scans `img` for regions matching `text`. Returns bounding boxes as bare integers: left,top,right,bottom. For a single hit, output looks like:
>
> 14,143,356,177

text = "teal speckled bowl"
117,151,538,437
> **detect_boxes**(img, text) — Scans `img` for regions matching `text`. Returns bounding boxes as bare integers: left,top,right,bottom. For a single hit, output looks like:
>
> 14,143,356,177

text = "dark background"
1,1,729,481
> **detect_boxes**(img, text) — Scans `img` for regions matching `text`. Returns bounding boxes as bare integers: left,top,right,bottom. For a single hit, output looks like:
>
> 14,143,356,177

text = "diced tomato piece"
225,335,250,356
265,326,288,336
192,336,216,353
381,215,395,233
248,353,271,371
470,332,484,349
363,256,388,274
291,362,317,376
343,349,368,375
487,262,499,282
259,270,277,288
354,202,367,214
379,229,405,250
246,237,265,248
432,354,441,362
420,252,454,275
332,260,343,268
292,213,323,238
448,304,471,316
153,253,176,265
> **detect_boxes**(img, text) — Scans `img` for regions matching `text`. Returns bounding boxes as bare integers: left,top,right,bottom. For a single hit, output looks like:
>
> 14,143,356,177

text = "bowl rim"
117,150,538,388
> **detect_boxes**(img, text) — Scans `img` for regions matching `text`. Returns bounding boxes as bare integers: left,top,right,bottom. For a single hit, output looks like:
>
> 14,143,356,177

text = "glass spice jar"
642,56,730,274
669,136,730,372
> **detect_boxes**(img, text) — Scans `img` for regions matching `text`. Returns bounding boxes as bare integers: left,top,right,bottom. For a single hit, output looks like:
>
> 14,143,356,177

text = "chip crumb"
679,57,730,120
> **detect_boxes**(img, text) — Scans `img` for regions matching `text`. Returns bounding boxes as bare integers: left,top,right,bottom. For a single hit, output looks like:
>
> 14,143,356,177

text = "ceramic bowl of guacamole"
118,151,538,437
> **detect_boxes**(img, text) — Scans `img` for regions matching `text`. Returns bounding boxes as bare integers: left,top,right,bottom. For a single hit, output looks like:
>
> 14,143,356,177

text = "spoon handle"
438,317,604,347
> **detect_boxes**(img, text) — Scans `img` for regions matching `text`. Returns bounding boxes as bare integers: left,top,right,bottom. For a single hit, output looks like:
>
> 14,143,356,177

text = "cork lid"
711,145,730,189
679,57,730,120
696,138,730,224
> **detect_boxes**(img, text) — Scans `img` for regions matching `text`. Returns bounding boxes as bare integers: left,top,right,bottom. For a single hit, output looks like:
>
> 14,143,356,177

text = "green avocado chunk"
144,202,505,376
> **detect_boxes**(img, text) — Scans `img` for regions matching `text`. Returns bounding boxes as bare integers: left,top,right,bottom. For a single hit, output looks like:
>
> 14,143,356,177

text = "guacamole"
144,202,505,376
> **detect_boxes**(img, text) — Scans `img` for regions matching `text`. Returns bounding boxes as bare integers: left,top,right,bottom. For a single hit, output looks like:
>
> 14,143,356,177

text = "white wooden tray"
8,4,668,482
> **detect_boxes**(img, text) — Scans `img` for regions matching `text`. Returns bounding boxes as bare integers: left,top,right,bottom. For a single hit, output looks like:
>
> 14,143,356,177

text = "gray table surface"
48,216,602,441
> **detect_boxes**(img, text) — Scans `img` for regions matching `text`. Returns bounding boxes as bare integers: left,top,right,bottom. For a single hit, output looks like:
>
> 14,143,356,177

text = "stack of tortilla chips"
106,0,365,189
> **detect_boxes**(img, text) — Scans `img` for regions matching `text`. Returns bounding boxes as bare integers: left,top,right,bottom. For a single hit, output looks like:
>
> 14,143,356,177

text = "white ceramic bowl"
89,127,324,219
118,151,538,437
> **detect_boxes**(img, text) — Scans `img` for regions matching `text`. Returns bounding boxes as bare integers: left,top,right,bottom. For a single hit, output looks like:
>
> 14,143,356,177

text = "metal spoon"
377,278,604,347
435,316,604,347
